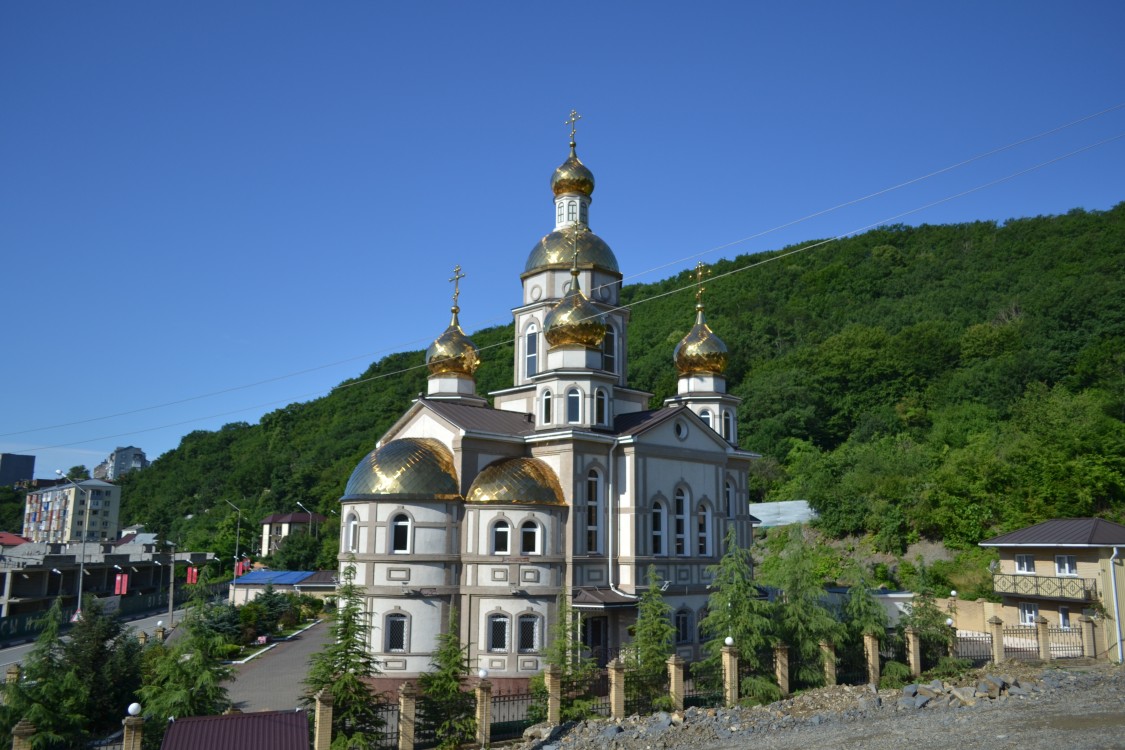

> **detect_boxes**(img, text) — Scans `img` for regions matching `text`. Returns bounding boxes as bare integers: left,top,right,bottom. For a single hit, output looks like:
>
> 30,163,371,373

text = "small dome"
466,457,565,505
674,306,729,376
524,225,620,276
551,147,595,198
544,270,607,349
343,437,461,500
426,307,480,377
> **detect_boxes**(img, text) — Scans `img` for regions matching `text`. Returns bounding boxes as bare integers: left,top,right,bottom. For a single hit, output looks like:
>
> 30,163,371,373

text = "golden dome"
674,306,729,376
466,457,565,505
551,146,595,197
544,267,607,349
343,437,461,500
524,225,619,276
426,306,480,377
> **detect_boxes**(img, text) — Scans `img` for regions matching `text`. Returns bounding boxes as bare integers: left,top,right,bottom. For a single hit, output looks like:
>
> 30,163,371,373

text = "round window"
674,420,689,440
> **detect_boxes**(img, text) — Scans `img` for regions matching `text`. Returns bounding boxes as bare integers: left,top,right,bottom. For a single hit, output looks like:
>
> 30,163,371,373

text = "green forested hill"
118,204,1125,566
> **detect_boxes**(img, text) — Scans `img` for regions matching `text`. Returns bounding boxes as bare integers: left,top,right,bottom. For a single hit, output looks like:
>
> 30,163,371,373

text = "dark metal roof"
980,518,1125,547
612,408,675,436
422,399,537,437
260,512,327,525
572,587,639,609
161,710,309,750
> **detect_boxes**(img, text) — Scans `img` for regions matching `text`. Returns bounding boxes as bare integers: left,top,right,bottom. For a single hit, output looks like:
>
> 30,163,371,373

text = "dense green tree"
530,589,598,722
63,600,143,736
627,567,675,710
0,486,26,533
417,609,475,750
303,562,383,750
271,530,321,570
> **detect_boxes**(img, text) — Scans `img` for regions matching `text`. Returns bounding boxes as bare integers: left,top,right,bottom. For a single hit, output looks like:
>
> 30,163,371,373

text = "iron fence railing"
1001,626,1040,661
491,689,536,742
992,573,1097,601
1047,627,1084,659
953,632,993,667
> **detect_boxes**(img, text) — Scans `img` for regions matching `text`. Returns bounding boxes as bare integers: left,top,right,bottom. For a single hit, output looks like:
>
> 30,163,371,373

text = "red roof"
161,710,309,750
980,518,1125,547
0,532,29,546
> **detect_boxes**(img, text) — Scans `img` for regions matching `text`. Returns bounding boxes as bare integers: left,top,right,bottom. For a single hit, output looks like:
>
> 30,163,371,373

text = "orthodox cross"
694,261,710,305
565,109,582,141
449,265,466,306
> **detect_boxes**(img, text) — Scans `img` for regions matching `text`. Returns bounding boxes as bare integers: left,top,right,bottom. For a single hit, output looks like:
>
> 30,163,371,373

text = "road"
225,619,331,712
0,609,188,669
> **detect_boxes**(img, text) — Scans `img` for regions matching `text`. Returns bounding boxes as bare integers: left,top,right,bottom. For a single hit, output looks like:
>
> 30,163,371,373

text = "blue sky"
2,2,1123,478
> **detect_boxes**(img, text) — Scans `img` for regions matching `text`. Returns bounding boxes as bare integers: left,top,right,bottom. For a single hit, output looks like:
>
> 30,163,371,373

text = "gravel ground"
520,664,1125,750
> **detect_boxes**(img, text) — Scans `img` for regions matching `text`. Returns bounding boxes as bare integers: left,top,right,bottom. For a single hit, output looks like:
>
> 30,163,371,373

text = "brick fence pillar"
988,616,1005,664
475,678,492,748
544,665,561,725
11,719,35,750
1036,616,1051,661
820,641,836,686
1078,615,1097,659
863,632,880,686
905,628,922,677
666,655,685,712
121,715,143,750
608,658,626,720
398,682,417,750
313,689,334,750
774,643,790,698
721,644,739,708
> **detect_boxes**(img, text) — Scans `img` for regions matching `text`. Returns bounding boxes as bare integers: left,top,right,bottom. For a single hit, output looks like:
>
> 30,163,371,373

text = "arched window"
603,325,616,374
346,513,359,553
586,469,603,554
525,324,538,378
673,488,688,556
579,202,588,224
567,200,577,222
700,409,713,430
518,614,540,652
556,201,564,225
696,503,712,557
488,613,510,652
390,513,410,554
724,480,736,519
567,388,582,424
674,610,693,644
541,390,552,424
492,520,511,555
652,501,667,556
722,411,734,441
385,613,408,652
595,389,608,426
520,520,541,555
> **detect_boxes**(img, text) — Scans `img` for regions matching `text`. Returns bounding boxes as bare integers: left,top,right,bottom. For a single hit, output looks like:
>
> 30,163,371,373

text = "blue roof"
235,570,314,586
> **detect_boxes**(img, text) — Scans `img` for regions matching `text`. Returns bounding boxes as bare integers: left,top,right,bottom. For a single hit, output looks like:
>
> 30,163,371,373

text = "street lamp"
296,501,317,539
164,541,177,627
56,469,91,620
224,499,242,603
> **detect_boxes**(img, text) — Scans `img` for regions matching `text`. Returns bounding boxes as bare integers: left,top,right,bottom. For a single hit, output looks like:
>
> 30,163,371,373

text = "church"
338,117,758,685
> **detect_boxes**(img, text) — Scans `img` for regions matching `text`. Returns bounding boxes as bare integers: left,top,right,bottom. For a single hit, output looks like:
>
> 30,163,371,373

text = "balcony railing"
992,573,1097,601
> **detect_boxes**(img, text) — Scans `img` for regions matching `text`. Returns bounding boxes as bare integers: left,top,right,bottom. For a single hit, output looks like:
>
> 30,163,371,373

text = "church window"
520,520,540,555
567,200,577,222
346,513,359,553
385,613,408,652
595,389,608,426
722,411,734,441
567,388,582,424
700,410,713,430
652,501,667,556
603,325,616,373
541,390,552,424
697,503,712,557
525,325,539,378
492,520,511,555
390,514,410,554
488,614,510,652
557,201,564,224
586,469,603,554
725,480,736,519
674,609,693,644
579,202,588,224
518,614,540,652
674,488,688,556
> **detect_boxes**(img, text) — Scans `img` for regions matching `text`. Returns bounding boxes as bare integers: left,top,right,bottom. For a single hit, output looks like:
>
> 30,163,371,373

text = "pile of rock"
897,673,1037,710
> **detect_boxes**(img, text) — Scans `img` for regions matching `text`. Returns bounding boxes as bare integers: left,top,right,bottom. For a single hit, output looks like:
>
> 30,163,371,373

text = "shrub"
879,660,912,689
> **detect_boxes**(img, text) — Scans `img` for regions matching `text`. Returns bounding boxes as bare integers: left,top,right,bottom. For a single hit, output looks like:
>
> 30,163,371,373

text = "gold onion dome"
343,437,461,500
524,225,619,275
551,144,595,197
544,267,607,348
466,457,566,505
426,306,480,377
674,304,729,376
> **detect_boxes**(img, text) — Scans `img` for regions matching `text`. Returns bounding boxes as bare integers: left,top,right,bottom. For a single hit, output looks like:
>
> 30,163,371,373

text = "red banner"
114,573,129,595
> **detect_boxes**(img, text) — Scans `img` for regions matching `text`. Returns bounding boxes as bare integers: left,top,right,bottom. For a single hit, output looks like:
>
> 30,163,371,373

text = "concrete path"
225,619,331,712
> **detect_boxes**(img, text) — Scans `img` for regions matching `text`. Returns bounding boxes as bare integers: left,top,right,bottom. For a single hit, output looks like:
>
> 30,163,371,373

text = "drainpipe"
1111,547,1123,663
606,437,638,601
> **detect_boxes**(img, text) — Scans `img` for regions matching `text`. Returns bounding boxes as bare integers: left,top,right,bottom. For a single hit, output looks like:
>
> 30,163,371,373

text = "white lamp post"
56,470,91,620
296,501,317,539
165,541,177,627
224,499,242,602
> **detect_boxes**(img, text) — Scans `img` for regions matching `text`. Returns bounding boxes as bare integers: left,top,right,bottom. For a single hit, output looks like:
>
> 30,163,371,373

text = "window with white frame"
724,480,736,519
525,325,539,378
674,610,692,644
586,470,603,554
346,513,359,553
541,390,552,424
567,388,582,424
722,410,734,441
385,613,408,652
700,410,713,430
673,488,688,556
390,514,410,554
520,520,540,555
1019,602,1039,626
1059,606,1071,630
556,202,564,225
603,325,616,373
595,389,608,426
696,503,712,557
488,614,509,652
492,520,511,555
652,501,667,556
567,200,577,222
518,614,539,652
1015,554,1035,573
1055,555,1078,576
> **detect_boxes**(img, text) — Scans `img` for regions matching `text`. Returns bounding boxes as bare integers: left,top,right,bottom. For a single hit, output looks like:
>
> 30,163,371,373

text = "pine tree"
529,589,597,722
627,566,674,711
303,562,384,750
417,609,475,750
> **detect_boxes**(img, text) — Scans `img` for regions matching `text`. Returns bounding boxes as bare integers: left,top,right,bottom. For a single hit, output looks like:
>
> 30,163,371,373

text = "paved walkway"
225,619,331,712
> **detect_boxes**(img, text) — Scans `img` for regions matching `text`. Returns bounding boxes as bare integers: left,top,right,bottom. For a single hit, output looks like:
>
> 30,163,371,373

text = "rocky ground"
518,664,1125,750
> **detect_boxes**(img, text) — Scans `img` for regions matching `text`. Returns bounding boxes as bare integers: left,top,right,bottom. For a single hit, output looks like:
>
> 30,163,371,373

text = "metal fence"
1047,627,1083,659
374,702,399,749
491,689,537,742
953,632,993,667
1001,626,1040,661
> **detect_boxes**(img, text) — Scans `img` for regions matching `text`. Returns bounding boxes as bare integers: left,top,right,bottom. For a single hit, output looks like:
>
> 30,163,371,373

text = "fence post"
819,641,836,686
5,664,20,690
721,643,739,707
313,688,334,750
398,682,417,750
154,626,166,642
11,719,35,750
1036,616,1051,661
904,628,922,677
988,616,1004,664
137,630,148,647
122,714,143,750
544,665,561,725
609,658,626,720
666,655,684,712
1078,615,1097,659
475,677,492,748
774,643,790,697
863,632,880,686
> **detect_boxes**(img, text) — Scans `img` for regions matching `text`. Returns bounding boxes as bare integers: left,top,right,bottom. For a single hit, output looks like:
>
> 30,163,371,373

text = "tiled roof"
423,400,537,437
161,710,308,750
0,532,30,546
980,518,1125,547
